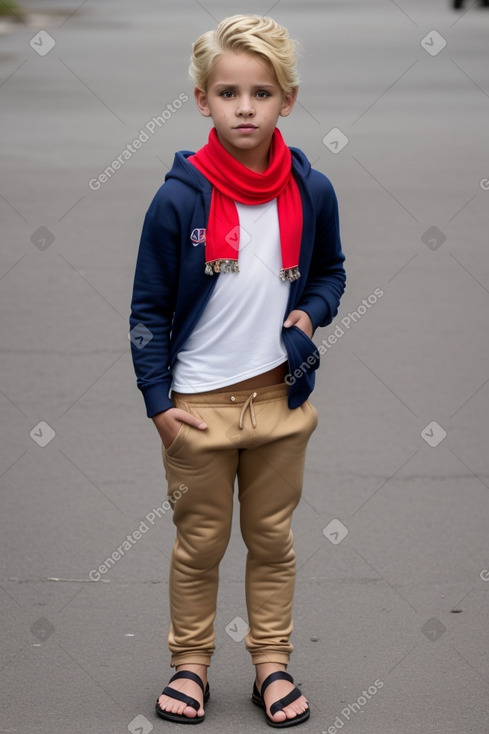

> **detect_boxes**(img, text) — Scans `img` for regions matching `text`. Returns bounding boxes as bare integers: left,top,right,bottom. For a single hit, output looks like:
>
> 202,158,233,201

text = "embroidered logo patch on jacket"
190,228,206,246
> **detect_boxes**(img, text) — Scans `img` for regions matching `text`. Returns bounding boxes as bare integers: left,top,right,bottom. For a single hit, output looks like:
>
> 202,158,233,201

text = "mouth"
234,124,258,130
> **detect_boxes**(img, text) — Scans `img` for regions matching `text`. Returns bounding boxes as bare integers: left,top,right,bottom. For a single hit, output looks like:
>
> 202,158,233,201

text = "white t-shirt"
171,199,290,393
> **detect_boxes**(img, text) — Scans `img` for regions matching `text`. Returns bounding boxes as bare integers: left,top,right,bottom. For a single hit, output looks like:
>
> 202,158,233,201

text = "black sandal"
252,671,310,728
155,670,210,725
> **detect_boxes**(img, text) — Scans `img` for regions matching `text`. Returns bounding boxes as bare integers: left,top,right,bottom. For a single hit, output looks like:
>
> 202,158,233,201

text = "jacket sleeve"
297,173,346,331
129,203,180,418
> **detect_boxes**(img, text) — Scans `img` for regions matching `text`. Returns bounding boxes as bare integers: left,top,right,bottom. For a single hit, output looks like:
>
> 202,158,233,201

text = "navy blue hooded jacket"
129,145,346,417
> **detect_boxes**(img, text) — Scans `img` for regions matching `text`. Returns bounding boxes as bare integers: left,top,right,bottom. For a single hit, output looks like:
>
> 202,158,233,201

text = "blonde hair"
189,15,300,94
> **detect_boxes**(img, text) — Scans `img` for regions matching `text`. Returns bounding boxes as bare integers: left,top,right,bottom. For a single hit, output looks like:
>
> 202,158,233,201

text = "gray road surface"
1,1,488,732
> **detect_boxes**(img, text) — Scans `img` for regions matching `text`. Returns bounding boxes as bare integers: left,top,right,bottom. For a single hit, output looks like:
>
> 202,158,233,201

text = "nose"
236,95,255,117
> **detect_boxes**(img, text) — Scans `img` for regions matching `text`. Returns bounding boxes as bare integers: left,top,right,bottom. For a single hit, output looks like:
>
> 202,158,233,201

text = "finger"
283,311,300,328
177,410,207,430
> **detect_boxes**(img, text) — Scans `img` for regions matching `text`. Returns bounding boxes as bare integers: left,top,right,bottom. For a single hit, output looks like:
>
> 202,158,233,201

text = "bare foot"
157,663,208,720
255,662,309,725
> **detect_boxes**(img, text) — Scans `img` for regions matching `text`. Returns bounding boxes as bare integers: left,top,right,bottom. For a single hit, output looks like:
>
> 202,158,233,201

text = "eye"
219,89,235,99
256,90,271,99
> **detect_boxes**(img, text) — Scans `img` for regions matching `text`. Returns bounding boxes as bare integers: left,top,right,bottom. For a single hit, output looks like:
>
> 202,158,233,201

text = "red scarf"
189,128,302,281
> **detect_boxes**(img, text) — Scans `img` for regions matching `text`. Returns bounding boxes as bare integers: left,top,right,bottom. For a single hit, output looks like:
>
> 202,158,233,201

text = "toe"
157,695,181,715
156,695,169,712
270,710,287,723
283,705,298,721
157,695,201,719
283,695,309,720
183,705,198,718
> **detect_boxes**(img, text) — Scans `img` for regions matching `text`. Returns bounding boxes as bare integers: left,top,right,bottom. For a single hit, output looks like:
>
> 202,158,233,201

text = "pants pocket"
162,398,192,456
162,420,190,455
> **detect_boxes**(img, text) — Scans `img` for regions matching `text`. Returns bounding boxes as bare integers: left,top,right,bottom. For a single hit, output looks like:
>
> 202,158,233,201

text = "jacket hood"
165,150,208,193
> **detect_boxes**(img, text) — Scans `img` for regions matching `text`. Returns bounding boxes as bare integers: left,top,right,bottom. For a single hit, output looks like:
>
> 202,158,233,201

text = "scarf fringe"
204,261,301,281
205,259,240,275
279,267,301,282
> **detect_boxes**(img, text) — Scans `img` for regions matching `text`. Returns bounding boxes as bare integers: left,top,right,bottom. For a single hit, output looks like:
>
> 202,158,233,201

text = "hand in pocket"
152,408,207,449
283,309,313,338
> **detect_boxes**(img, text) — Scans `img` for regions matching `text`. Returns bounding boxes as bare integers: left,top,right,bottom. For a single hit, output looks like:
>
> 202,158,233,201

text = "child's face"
194,51,297,170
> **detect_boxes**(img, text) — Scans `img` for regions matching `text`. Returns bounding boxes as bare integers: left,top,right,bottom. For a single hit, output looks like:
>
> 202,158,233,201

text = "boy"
130,14,346,728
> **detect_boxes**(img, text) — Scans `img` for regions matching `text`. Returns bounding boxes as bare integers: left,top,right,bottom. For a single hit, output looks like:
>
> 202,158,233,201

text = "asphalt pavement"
1,1,488,732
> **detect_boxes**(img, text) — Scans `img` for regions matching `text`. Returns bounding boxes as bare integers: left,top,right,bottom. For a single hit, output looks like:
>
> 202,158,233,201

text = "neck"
216,132,271,173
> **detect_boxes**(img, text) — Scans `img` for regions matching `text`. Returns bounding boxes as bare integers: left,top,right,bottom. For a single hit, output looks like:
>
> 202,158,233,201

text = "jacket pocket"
282,325,320,408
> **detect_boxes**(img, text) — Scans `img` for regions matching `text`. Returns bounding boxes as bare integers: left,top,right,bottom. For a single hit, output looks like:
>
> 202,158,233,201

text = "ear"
279,87,298,118
194,86,212,117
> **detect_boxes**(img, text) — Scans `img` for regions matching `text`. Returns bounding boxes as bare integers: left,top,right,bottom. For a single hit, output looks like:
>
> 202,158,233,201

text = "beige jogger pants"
161,382,318,668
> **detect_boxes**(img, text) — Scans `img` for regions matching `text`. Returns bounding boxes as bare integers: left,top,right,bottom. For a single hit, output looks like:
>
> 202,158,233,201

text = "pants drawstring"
239,392,257,430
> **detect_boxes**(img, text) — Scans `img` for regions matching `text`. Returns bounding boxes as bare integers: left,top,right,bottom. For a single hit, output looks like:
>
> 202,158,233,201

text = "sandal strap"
260,670,293,698
161,686,200,711
270,686,302,716
168,670,205,695
159,670,206,713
